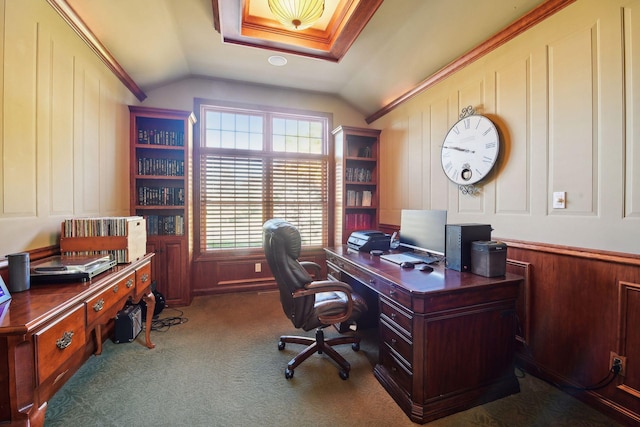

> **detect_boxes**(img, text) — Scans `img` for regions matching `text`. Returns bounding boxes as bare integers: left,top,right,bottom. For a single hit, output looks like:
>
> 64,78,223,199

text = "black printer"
347,230,391,252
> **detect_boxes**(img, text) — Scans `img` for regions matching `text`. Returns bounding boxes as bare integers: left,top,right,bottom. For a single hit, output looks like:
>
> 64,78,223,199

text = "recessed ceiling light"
268,55,288,66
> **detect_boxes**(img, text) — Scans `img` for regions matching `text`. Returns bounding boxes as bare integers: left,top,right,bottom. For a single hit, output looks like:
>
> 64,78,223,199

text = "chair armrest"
292,280,354,325
300,261,322,279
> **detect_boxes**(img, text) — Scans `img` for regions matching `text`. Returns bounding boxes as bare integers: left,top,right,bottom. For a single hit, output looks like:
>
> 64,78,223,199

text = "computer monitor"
399,209,447,256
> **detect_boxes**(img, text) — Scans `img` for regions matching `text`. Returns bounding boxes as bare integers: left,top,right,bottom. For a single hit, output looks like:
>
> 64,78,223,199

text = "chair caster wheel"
285,368,294,379
352,342,360,352
339,370,349,380
278,341,285,351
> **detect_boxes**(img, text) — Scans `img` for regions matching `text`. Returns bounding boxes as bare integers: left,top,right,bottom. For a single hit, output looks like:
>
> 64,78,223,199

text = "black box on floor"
113,304,142,343
445,224,492,272
471,241,507,277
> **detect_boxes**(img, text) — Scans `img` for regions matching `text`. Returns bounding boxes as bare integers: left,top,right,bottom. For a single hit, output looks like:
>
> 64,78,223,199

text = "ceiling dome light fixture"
268,55,288,66
268,0,325,30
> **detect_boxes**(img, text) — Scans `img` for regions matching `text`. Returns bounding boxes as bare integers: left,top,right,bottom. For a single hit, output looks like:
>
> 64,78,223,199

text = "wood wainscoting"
502,239,640,426
190,248,327,296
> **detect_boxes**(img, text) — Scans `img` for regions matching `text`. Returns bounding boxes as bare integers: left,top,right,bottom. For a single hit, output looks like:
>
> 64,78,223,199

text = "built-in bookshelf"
332,125,381,245
129,106,195,306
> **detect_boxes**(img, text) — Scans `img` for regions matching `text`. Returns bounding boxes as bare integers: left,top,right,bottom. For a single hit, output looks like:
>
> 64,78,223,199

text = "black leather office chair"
262,219,368,380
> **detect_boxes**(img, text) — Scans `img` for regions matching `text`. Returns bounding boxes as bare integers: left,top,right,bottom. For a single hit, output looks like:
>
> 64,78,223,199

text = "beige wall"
138,76,368,131
2,0,638,258
0,0,136,256
370,0,640,255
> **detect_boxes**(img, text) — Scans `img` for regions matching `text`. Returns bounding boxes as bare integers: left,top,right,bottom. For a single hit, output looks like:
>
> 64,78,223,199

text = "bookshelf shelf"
129,106,195,306
332,125,381,244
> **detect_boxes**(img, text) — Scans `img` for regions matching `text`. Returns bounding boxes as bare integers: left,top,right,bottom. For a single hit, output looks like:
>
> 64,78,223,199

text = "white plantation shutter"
201,156,264,249
270,158,327,246
198,104,329,251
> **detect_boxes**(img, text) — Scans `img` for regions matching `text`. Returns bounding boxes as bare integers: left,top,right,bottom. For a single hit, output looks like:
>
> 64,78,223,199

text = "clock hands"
443,145,475,154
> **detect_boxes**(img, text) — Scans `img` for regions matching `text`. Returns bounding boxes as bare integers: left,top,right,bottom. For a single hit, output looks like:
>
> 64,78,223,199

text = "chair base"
278,328,361,380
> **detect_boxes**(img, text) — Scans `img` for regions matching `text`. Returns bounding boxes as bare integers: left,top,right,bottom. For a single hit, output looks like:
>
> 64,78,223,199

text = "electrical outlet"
610,351,627,376
255,262,262,273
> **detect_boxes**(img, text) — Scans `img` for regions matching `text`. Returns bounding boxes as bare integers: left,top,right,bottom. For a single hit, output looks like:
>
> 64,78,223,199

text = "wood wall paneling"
505,241,640,425
618,281,640,398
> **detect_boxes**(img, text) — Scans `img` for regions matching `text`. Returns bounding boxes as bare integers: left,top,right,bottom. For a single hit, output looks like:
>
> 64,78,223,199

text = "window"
197,102,330,251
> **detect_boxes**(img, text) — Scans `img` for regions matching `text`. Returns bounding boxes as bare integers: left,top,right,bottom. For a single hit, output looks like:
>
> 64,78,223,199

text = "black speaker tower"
445,224,492,271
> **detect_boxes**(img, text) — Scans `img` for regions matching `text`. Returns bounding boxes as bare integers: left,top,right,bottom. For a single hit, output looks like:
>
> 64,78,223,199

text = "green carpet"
45,291,622,426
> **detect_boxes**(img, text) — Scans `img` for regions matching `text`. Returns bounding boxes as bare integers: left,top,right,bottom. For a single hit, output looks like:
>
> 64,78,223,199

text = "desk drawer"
86,272,134,325
381,347,413,396
331,257,411,308
381,319,413,365
35,304,86,384
135,262,152,297
380,297,413,335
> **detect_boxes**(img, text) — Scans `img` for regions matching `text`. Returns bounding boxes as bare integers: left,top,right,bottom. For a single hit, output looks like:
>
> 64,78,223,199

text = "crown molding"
47,0,147,101
365,0,576,124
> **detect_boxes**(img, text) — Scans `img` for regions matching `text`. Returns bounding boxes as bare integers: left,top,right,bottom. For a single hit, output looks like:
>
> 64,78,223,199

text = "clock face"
440,114,499,185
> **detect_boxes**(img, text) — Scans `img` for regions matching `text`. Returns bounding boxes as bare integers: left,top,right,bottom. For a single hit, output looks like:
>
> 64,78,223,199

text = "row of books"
61,216,145,263
137,187,185,206
146,215,184,236
62,216,143,237
137,129,184,146
345,167,372,183
138,157,185,176
345,213,373,230
346,190,373,207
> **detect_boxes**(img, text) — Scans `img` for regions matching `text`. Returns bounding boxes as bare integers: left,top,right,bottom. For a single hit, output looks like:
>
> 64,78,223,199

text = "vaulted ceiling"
59,0,563,120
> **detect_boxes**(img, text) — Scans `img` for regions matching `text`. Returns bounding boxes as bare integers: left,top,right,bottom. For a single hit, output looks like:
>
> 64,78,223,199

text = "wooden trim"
500,238,640,266
46,0,147,102
365,0,576,124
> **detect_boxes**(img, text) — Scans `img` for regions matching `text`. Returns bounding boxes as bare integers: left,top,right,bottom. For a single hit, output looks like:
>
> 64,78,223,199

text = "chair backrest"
263,219,315,329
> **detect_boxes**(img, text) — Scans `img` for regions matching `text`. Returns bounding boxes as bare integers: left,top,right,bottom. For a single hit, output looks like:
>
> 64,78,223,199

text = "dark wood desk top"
325,246,522,295
0,253,154,334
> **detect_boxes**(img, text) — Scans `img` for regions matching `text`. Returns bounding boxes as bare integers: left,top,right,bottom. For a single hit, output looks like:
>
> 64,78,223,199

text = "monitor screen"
399,209,447,256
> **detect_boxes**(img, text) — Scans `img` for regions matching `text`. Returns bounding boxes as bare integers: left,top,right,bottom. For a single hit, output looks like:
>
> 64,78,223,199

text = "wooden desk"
0,254,155,426
324,246,522,424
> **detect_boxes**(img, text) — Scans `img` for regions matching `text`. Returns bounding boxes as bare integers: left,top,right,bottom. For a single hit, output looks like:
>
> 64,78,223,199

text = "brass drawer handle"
390,313,397,320
391,338,397,346
389,289,396,297
113,284,119,293
141,273,149,283
93,299,105,312
126,278,134,288
56,331,74,349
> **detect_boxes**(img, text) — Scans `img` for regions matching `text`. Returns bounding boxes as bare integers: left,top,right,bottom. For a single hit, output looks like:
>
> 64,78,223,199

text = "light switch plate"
553,191,566,209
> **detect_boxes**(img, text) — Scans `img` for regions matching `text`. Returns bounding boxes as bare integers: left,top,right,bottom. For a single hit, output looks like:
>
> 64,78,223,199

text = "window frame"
193,98,335,258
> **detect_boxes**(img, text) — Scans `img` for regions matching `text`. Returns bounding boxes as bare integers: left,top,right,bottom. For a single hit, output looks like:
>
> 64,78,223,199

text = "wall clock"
440,106,499,194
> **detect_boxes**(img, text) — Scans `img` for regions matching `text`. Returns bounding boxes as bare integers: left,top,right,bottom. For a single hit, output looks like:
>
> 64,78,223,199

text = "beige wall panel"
495,57,531,214
79,70,101,214
0,0,135,256
455,81,486,214
2,2,37,216
379,120,407,226
49,40,75,215
429,98,451,210
548,25,598,215
624,3,640,217
406,112,423,209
